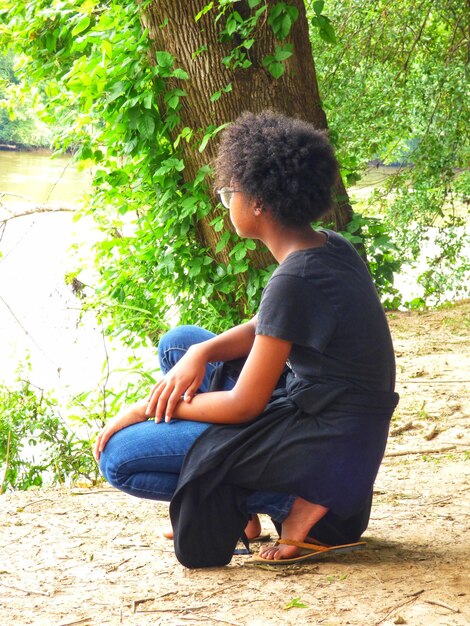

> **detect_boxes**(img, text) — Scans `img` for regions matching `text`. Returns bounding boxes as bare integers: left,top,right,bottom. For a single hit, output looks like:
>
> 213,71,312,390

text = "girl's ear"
254,198,263,215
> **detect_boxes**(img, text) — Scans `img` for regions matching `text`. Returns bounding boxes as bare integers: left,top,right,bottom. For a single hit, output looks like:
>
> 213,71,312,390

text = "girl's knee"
98,430,130,489
158,325,215,370
99,446,118,488
158,326,197,354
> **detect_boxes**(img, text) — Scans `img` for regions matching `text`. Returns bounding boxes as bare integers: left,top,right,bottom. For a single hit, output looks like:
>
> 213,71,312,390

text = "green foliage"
0,355,159,492
309,0,469,306
0,51,51,146
310,1,337,44
0,362,99,493
341,212,403,309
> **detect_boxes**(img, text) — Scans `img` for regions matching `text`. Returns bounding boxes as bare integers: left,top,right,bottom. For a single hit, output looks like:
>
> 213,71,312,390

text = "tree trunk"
141,0,353,268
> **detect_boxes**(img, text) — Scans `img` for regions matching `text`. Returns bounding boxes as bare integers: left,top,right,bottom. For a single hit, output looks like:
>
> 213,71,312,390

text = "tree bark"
141,0,353,268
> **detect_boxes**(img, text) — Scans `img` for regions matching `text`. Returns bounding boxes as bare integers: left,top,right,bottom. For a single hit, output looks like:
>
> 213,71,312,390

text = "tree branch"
0,205,75,223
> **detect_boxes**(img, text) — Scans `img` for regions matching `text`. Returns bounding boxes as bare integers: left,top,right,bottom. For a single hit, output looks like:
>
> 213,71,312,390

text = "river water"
0,151,155,404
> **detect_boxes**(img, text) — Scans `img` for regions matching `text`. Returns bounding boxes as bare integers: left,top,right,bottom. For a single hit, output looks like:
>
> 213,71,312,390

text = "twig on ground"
390,420,416,436
0,582,50,597
56,618,93,626
19,498,54,509
398,380,470,384
179,616,242,626
105,557,132,573
423,424,441,441
425,599,460,613
202,582,240,601
385,445,456,457
132,597,155,613
136,605,206,613
375,590,425,625
71,489,115,496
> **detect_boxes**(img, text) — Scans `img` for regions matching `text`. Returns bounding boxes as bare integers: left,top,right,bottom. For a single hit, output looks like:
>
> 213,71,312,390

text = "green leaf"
188,264,202,277
215,232,231,253
195,2,214,22
199,133,211,153
225,13,242,36
284,598,308,610
275,44,293,61
192,45,208,59
267,61,285,79
194,164,212,186
137,114,155,140
172,68,189,80
143,93,153,109
155,51,174,67
313,0,324,15
279,14,292,39
166,95,180,109
320,19,337,44
72,16,91,37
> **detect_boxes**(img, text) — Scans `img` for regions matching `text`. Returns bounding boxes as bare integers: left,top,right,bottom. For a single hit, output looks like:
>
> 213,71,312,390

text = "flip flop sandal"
252,538,367,565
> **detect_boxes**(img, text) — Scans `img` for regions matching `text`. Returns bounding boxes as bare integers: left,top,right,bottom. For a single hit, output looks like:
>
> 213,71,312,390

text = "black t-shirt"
256,230,396,392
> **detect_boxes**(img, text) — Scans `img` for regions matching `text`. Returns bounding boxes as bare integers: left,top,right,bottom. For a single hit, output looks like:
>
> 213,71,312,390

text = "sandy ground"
1,302,469,626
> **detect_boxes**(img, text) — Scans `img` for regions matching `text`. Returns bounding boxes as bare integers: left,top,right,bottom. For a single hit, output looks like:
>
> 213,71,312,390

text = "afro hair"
214,110,339,227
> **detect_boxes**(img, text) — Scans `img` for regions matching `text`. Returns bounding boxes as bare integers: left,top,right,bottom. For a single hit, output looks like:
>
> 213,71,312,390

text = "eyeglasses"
217,187,240,209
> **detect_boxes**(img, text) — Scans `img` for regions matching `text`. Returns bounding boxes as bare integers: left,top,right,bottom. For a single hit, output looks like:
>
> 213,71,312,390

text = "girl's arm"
95,318,262,459
95,331,291,458
196,314,259,362
150,333,292,425
145,316,258,414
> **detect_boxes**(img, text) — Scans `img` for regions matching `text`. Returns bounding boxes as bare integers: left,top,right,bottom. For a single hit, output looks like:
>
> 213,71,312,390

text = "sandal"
253,538,366,565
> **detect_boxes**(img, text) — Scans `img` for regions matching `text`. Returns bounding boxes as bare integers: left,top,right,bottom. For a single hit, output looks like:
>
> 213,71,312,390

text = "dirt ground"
1,302,469,626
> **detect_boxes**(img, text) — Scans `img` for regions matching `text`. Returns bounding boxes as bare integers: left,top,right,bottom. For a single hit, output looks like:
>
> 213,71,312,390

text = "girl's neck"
265,226,327,263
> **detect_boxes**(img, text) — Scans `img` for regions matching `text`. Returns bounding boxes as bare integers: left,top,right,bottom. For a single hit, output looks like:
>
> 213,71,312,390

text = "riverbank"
1,302,468,626
0,142,53,153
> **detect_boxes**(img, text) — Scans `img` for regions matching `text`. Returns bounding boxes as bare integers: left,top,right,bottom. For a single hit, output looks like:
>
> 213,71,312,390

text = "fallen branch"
136,605,206,613
56,618,93,626
385,445,456,457
71,489,116,496
179,615,242,626
0,582,50,597
105,557,132,573
424,599,460,613
390,420,415,436
202,582,240,601
397,379,470,384
18,498,54,509
375,590,425,625
423,424,441,441
132,597,155,613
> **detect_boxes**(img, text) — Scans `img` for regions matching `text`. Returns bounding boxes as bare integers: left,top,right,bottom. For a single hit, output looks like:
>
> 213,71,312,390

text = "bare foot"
259,497,328,561
244,513,262,540
163,513,263,541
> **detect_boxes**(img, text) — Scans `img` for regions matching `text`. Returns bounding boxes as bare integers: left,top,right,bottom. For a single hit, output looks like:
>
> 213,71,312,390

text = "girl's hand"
146,346,207,423
94,401,148,461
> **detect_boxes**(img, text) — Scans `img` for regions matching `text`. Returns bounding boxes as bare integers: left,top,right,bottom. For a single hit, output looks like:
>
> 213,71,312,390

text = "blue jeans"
99,326,295,522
